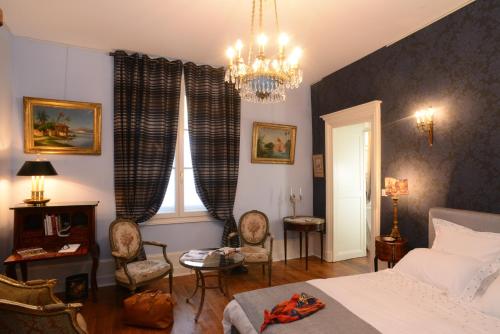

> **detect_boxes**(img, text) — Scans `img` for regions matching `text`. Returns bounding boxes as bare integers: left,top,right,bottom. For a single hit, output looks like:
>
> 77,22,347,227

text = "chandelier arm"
274,0,280,34
248,0,256,64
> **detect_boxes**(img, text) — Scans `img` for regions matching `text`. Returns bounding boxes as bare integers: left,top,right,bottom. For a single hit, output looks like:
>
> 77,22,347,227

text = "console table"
283,216,325,270
4,201,100,299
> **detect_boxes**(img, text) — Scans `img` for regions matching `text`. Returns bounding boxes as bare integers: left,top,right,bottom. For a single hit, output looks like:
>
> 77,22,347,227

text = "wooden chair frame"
0,275,87,334
229,210,274,286
109,218,174,293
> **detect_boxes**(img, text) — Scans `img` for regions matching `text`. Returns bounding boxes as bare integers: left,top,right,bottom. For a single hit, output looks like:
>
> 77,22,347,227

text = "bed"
223,207,500,334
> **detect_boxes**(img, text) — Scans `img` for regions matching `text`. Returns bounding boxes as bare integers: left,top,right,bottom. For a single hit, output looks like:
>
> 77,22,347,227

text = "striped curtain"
184,62,241,247
113,51,182,223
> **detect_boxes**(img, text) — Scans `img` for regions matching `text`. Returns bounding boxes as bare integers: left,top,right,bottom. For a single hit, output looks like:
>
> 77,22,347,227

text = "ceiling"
0,0,473,84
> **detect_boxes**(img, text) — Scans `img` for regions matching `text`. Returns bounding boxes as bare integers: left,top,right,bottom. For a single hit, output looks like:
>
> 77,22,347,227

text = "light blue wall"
0,27,13,266
8,36,313,269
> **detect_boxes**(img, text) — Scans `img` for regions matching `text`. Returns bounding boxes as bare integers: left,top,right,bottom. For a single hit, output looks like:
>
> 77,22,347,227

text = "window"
153,80,209,224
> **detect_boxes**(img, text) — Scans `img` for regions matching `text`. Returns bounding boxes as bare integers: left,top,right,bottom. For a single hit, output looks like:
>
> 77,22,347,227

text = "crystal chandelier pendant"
224,0,303,103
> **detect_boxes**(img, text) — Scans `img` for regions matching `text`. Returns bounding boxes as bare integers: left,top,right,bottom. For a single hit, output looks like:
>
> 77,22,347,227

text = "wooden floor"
81,256,369,334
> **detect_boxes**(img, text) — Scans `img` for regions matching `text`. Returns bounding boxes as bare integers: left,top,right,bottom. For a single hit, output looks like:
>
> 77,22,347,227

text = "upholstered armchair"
229,210,274,286
0,274,88,334
109,218,173,293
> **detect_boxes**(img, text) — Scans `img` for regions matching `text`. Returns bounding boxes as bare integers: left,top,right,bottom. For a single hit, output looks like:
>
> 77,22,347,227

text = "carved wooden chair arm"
143,240,167,248
43,302,83,312
24,279,56,287
143,241,173,268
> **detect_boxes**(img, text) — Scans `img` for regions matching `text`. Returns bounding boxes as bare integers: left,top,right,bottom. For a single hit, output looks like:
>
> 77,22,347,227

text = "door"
332,123,367,261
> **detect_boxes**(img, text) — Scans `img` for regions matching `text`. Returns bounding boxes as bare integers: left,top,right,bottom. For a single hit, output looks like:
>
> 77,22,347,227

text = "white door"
332,123,367,261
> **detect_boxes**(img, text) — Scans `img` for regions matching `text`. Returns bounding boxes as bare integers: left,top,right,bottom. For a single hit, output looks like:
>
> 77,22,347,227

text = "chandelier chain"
274,0,280,34
259,0,263,33
248,0,256,64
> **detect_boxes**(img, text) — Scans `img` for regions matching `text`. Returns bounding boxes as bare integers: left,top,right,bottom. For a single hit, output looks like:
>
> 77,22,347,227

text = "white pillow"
432,218,500,263
471,272,500,318
394,248,495,301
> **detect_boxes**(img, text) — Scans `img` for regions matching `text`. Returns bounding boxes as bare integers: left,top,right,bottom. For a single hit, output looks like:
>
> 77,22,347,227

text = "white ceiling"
0,0,473,84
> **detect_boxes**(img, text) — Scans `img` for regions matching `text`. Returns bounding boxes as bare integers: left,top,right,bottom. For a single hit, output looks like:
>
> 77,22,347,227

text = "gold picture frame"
312,154,324,177
251,122,297,164
24,97,102,155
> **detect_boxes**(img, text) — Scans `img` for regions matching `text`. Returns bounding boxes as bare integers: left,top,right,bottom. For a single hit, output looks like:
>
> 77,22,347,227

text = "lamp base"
389,225,401,240
23,198,50,206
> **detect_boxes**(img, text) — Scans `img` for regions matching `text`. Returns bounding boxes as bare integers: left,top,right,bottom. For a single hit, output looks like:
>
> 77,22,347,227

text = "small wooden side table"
374,236,407,271
283,216,325,270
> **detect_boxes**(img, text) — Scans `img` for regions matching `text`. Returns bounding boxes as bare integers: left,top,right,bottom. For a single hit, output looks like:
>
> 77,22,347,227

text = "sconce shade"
384,177,408,197
16,161,58,176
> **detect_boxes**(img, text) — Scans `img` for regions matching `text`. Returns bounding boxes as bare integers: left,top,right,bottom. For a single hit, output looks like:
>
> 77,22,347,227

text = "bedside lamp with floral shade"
384,177,408,240
16,160,58,205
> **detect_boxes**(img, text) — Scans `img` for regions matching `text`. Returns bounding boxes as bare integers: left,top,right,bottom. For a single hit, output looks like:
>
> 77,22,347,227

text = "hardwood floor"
81,256,369,334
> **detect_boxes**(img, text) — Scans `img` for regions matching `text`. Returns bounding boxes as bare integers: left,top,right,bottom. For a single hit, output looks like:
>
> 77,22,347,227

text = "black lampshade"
16,161,58,176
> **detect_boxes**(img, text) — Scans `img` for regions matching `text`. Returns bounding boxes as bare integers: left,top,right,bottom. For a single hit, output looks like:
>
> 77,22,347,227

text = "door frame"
321,100,382,265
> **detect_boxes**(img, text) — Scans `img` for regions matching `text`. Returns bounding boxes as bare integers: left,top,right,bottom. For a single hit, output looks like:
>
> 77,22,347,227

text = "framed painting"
24,97,102,155
251,122,297,164
312,154,324,177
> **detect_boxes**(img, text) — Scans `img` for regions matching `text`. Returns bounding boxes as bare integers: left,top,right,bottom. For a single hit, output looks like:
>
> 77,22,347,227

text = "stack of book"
43,214,71,237
16,247,47,258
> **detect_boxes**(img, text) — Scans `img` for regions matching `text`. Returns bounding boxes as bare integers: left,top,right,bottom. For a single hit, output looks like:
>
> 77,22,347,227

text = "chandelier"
224,0,303,103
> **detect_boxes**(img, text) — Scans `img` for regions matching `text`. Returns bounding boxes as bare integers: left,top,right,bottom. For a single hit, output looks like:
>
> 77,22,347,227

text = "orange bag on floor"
123,290,174,329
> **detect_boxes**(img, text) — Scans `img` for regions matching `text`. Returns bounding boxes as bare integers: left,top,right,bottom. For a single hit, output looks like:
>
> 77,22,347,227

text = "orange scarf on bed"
260,292,325,332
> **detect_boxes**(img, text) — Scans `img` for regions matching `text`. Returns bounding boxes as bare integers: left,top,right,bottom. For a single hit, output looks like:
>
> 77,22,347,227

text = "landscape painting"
251,122,297,164
24,97,102,155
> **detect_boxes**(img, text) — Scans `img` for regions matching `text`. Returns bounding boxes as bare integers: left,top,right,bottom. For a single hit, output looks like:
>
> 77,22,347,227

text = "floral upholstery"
109,219,141,259
231,210,273,286
240,246,269,263
0,303,87,334
0,275,87,334
115,259,171,285
0,276,59,306
240,211,268,245
109,219,174,292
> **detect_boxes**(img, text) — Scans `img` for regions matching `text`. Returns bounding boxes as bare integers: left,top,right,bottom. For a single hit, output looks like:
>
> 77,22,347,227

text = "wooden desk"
283,216,325,270
4,201,100,299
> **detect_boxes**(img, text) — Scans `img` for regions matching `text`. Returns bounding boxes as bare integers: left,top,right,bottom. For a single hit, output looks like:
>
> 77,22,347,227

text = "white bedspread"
223,270,500,334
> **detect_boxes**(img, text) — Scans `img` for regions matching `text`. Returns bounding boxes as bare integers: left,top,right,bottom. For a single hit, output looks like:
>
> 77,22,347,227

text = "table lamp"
384,177,408,239
16,160,58,205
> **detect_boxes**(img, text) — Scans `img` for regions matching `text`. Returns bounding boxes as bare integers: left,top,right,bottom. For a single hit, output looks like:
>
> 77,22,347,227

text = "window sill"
145,213,216,225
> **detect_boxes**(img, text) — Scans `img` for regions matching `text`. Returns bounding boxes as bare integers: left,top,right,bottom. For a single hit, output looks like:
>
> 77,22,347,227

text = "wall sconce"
415,107,434,146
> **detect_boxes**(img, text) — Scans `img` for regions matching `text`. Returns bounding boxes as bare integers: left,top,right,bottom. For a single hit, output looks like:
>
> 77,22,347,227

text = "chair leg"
169,272,173,294
268,262,272,286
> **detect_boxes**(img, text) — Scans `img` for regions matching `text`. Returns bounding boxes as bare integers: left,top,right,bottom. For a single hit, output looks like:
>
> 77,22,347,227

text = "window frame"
147,78,213,225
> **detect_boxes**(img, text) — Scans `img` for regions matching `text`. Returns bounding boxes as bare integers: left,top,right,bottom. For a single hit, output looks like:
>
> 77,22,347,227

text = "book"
58,244,81,253
17,247,47,258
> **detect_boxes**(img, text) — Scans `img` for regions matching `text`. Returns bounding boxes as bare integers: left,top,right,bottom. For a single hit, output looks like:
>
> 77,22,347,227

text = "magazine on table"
181,250,211,261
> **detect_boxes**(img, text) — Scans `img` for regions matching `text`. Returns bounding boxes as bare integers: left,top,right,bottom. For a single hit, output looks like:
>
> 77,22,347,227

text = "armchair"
0,274,87,334
229,210,274,286
109,218,173,293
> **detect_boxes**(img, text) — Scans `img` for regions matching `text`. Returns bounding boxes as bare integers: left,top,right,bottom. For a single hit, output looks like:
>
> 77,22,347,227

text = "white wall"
0,27,13,267
7,36,313,285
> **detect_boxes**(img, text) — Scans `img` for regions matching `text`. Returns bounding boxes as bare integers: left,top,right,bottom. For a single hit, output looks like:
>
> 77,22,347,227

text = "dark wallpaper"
311,0,500,248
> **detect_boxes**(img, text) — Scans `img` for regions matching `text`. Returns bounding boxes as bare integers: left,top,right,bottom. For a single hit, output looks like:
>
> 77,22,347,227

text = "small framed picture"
65,273,89,302
24,97,102,155
312,154,324,178
251,122,297,164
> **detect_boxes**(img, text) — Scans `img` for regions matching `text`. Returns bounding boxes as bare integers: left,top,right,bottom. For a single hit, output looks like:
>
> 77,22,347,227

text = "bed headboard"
428,207,500,247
